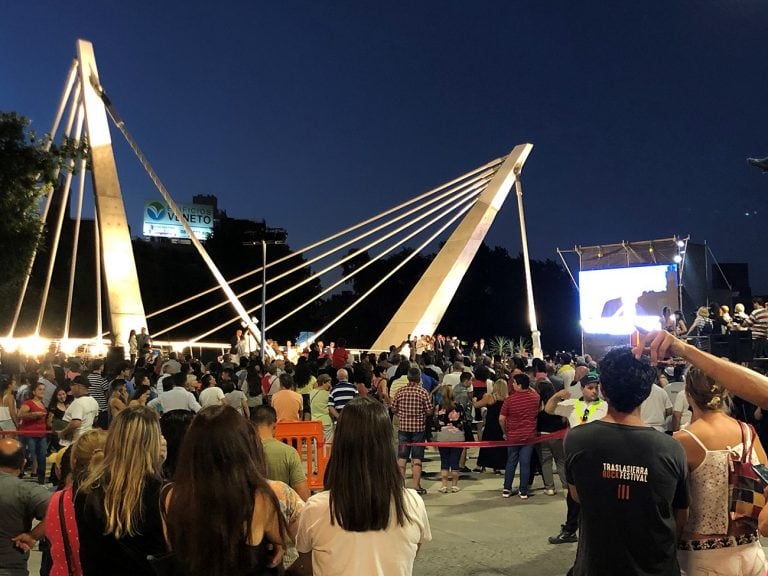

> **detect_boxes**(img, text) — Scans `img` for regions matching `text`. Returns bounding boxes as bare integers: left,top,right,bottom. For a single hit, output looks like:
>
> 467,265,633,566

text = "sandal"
415,486,428,495
451,486,461,493
438,486,448,493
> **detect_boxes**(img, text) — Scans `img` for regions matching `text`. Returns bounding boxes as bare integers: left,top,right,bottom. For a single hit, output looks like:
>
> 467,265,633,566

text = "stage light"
597,246,603,258
673,254,683,263
59,339,78,355
172,341,191,353
648,243,654,253
676,240,685,248
0,337,18,353
90,342,108,358
18,335,49,357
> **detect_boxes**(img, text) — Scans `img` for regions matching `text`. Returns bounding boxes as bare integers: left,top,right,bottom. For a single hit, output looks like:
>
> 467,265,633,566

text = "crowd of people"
667,297,768,360
6,322,768,575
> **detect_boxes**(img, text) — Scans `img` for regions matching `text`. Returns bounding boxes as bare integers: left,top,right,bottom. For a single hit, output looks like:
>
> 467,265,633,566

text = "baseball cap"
581,371,600,386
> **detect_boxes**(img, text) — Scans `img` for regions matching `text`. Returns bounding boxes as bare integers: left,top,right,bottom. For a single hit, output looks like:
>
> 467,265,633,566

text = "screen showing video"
579,264,678,335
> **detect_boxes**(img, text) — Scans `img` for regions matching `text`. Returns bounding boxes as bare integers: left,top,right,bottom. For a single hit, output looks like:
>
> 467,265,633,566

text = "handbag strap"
740,422,756,463
159,482,173,522
57,488,76,576
159,482,174,548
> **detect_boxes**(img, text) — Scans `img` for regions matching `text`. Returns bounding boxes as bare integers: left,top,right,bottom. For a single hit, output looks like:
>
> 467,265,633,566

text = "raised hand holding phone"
632,329,686,366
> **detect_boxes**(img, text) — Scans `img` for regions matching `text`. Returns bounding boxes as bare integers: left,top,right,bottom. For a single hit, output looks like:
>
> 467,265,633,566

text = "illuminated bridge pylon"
9,39,539,358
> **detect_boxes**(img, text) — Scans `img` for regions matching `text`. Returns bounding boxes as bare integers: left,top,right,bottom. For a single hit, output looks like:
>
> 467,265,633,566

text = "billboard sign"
143,200,214,240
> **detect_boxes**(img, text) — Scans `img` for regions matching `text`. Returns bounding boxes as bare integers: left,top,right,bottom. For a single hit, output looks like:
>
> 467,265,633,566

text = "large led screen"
579,264,678,335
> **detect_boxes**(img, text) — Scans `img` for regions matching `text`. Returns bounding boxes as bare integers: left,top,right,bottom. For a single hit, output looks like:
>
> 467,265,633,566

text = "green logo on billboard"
146,201,166,221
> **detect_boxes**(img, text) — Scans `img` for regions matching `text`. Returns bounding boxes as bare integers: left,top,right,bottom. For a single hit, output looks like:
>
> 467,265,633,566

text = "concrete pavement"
413,448,576,576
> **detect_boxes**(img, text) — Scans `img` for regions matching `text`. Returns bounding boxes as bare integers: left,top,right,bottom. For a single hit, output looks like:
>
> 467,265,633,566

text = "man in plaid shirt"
392,367,433,495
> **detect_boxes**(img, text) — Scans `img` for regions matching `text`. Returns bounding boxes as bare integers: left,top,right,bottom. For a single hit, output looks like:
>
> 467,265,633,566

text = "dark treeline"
324,242,580,352
3,220,580,353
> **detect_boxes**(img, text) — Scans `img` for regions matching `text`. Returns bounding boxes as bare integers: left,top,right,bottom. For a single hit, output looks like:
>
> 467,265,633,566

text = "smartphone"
753,463,768,486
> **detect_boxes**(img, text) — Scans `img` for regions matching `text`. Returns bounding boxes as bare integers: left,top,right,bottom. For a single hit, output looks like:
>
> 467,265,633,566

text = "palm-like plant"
514,336,532,357
488,335,514,358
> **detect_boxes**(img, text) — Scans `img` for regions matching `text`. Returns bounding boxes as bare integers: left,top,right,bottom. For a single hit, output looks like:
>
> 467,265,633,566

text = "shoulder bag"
728,422,765,521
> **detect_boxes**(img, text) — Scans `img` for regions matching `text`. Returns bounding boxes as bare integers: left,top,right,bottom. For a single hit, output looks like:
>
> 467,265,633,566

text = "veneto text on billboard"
142,200,214,240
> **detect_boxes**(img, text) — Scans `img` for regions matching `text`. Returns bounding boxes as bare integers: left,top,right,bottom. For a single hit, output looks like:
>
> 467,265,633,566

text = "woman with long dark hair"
47,386,72,452
47,386,71,431
164,405,286,576
371,365,390,405
294,396,431,575
158,409,194,480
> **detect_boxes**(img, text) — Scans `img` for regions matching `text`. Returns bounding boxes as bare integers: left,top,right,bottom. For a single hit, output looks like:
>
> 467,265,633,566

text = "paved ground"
413,449,577,576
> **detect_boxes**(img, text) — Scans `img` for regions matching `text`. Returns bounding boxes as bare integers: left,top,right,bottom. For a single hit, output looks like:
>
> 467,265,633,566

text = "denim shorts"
438,447,462,471
398,431,425,460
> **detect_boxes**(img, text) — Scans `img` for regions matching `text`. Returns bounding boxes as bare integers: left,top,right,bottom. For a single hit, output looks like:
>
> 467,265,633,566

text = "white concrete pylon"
76,39,147,350
370,143,534,351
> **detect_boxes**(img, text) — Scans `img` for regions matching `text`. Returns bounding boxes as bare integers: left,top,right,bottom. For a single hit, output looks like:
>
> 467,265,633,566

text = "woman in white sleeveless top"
674,367,768,575
0,376,19,430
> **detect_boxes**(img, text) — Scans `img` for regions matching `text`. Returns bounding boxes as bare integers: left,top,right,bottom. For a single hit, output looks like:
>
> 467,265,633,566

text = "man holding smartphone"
565,347,689,576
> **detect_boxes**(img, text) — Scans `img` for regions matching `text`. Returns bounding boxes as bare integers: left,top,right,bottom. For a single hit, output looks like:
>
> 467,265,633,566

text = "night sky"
3,2,768,296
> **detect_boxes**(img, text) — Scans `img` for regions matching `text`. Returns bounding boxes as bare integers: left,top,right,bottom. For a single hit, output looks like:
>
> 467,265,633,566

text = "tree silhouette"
0,112,89,334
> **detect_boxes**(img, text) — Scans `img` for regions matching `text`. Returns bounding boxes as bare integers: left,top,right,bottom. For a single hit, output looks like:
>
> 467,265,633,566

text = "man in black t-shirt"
565,347,689,576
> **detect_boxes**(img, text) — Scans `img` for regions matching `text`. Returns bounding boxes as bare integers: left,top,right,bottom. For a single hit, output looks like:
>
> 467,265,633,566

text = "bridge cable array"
11,59,507,350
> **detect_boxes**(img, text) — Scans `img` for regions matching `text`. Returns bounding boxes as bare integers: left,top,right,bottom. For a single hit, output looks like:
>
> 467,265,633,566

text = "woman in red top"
18,381,49,484
46,429,107,576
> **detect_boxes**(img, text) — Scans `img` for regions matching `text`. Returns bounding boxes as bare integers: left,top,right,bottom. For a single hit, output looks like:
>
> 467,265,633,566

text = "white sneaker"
544,488,556,496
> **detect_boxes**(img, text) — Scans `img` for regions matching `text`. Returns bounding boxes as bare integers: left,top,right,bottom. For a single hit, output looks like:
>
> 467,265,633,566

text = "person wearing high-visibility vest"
544,371,607,544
